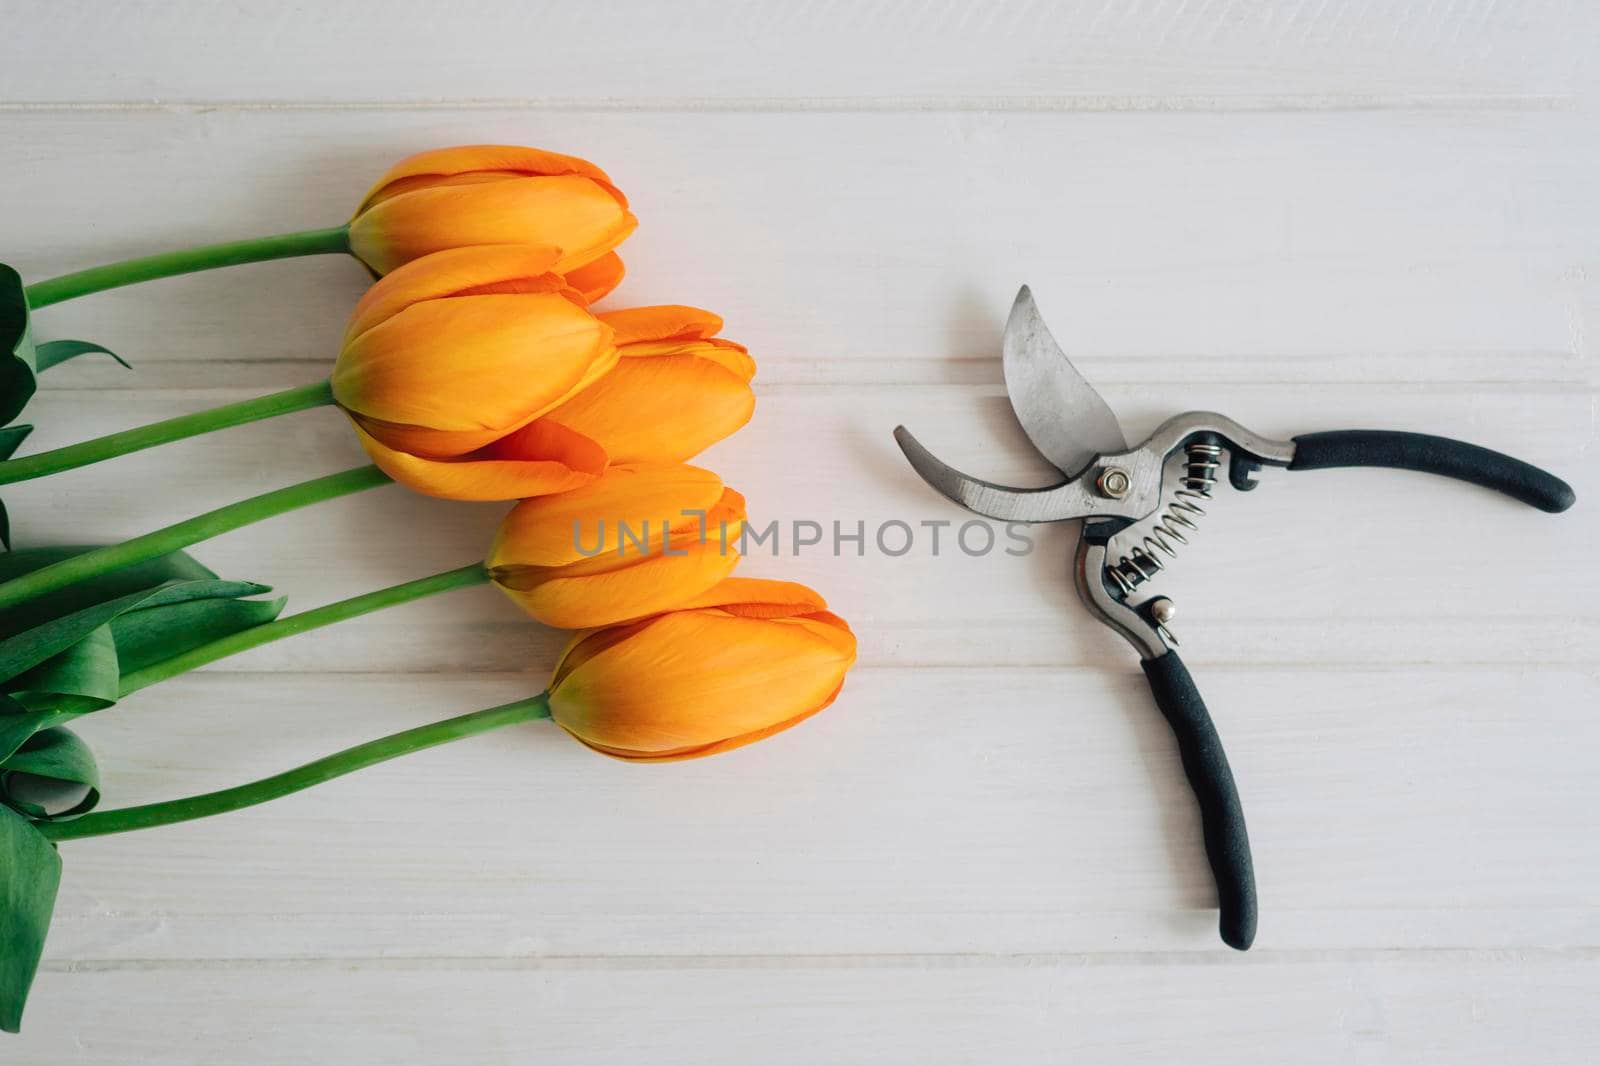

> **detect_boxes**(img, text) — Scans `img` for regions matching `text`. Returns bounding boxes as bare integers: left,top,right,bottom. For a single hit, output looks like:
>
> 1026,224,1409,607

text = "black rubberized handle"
1290,430,1575,513
1141,651,1257,951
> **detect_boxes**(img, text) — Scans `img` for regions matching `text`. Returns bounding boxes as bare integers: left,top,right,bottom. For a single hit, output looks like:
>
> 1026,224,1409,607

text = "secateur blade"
892,424,1052,519
892,285,1140,524
1001,286,1127,478
891,424,1132,524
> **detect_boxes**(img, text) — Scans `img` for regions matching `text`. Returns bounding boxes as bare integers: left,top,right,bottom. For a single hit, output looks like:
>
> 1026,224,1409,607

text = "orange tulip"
331,245,617,500
347,145,637,287
547,578,857,761
487,463,745,628
539,306,757,463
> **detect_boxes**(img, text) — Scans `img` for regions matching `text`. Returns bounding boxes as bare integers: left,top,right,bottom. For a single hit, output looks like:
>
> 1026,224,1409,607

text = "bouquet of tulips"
0,146,856,1032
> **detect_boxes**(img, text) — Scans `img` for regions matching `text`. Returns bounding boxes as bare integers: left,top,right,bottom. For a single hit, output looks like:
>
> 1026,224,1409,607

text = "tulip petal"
540,353,756,464
564,253,626,304
488,463,730,569
620,337,755,382
344,245,571,343
349,179,638,277
498,536,740,629
356,145,629,213
332,293,614,457
538,488,743,582
548,577,852,754
351,418,605,501
575,681,847,763
548,608,857,761
598,305,723,345
670,577,830,618
489,467,745,629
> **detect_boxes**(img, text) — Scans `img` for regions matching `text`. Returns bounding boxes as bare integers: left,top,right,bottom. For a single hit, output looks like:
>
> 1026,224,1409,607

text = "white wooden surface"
4,2,1599,1061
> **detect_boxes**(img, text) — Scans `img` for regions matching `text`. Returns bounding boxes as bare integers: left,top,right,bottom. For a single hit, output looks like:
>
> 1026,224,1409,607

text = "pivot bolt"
1148,597,1176,625
1095,466,1132,499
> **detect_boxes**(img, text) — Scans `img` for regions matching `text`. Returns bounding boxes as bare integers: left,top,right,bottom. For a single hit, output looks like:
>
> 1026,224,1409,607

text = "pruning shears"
894,286,1576,950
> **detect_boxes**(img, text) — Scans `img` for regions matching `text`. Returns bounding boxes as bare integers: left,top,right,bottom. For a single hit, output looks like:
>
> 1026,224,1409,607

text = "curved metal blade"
1002,285,1127,477
892,425,1104,523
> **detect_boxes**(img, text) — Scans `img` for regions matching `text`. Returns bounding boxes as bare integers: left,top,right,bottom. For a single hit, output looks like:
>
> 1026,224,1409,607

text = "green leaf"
0,803,60,1033
32,340,128,374
4,595,287,709
0,706,92,767
7,626,119,709
0,426,30,549
110,594,285,675
0,545,217,585
0,579,275,760
0,263,124,433
0,546,217,639
2,728,97,793
0,263,37,429
0,579,265,684
0,548,283,762
1,727,99,820
0,425,30,463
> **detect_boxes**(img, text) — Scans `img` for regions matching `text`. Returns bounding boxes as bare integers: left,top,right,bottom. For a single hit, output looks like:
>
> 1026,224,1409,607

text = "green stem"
119,561,491,695
0,380,336,485
24,225,352,308
0,465,391,612
38,694,552,841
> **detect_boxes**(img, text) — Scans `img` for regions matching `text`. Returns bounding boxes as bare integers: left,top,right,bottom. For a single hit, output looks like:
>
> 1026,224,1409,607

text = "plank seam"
0,94,1575,114
37,946,1600,973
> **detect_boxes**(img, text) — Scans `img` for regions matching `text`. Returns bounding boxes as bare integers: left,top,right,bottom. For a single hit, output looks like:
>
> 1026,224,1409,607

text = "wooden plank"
13,955,1600,1064
34,666,1600,961
3,108,1594,388
3,0,1594,104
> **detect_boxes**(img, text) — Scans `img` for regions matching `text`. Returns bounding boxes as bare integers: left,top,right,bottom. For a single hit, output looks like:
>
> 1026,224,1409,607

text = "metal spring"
1108,442,1221,595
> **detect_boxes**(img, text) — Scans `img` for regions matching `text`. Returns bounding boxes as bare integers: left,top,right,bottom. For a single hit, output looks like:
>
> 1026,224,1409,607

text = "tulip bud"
547,578,856,761
347,145,637,287
331,245,617,500
539,306,756,464
487,462,745,629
